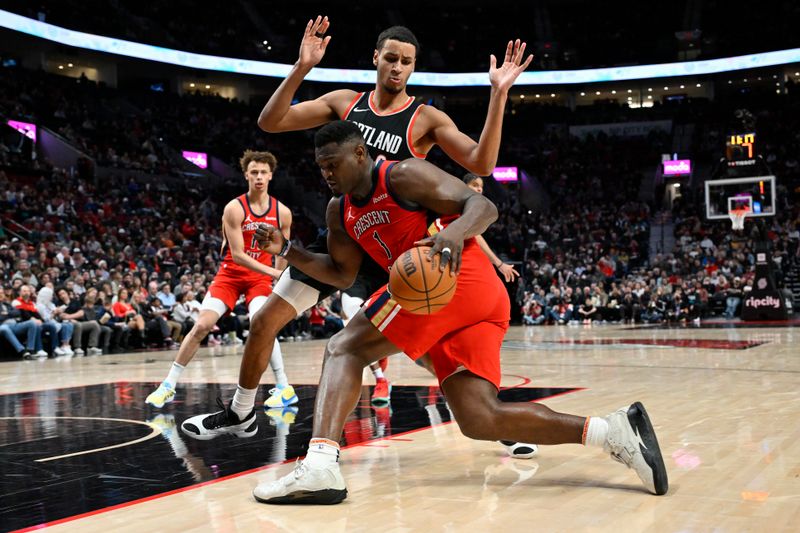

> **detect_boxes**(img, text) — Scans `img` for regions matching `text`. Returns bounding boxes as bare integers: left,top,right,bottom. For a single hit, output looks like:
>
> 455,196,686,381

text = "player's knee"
323,330,369,368
453,403,501,441
249,309,284,337
324,330,347,359
192,320,215,337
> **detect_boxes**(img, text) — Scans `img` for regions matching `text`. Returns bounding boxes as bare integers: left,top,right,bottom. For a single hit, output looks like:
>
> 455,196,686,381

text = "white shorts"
273,268,325,317
200,293,270,317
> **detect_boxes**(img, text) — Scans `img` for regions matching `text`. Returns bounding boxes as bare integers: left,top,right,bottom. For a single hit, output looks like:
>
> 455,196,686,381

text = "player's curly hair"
376,26,420,55
314,120,365,149
239,150,277,173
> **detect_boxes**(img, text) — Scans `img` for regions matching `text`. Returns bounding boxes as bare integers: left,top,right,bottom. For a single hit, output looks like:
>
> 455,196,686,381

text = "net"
728,207,749,230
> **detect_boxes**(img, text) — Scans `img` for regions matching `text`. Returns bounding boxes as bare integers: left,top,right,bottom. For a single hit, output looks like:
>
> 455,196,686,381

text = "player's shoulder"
320,89,361,114
417,103,452,125
223,197,246,217
389,158,430,179
326,195,343,211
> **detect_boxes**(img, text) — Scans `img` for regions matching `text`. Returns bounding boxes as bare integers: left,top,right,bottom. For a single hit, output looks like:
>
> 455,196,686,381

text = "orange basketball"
388,246,457,315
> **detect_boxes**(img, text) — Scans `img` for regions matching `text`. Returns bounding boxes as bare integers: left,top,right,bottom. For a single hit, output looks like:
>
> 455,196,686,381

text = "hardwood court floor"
1,323,798,532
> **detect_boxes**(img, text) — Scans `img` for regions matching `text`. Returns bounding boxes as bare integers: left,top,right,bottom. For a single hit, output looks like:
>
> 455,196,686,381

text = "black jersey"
341,91,427,161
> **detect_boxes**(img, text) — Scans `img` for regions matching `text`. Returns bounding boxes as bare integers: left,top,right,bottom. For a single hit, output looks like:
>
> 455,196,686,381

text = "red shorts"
207,263,273,311
363,245,510,389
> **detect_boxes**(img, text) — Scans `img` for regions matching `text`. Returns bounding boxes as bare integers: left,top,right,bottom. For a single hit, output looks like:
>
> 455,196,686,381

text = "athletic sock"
372,366,385,380
231,385,257,421
304,438,340,468
269,341,289,387
164,362,184,389
582,416,609,447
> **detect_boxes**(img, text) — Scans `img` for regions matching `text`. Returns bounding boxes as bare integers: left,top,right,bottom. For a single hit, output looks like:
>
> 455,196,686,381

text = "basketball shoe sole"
605,402,668,495
253,460,347,505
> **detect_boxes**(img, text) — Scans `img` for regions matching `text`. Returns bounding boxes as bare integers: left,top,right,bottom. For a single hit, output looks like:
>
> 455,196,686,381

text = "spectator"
0,286,40,359
577,297,598,324
10,284,49,357
156,282,177,311
55,287,101,355
35,285,75,356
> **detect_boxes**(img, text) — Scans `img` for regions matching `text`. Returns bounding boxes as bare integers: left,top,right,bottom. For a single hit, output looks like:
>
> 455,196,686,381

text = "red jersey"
340,160,475,272
220,193,281,277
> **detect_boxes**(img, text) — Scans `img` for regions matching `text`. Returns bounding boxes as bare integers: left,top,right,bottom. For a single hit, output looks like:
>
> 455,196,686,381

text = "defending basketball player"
258,18,532,399
251,122,668,504
146,151,293,421
177,20,536,438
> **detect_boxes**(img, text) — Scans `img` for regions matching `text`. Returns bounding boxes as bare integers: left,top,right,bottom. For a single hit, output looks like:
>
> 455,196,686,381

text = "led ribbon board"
3,10,800,86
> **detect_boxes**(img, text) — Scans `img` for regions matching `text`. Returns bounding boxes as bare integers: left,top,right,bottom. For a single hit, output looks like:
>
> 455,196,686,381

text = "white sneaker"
74,348,85,356
87,347,103,356
604,402,668,495
181,398,258,440
253,459,347,505
54,346,67,357
35,350,49,359
62,345,74,356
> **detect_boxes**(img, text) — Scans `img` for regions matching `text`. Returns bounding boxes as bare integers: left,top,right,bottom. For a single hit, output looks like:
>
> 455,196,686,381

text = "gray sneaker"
604,402,668,495
253,459,347,505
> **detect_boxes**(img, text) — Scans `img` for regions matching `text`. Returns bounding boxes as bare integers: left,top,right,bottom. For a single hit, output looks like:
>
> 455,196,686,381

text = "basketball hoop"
728,207,749,230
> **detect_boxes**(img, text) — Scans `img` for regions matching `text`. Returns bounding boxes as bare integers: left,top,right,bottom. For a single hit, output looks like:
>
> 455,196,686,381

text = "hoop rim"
728,207,750,230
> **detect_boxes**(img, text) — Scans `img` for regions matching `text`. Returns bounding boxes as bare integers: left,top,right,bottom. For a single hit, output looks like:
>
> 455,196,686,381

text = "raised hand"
489,39,534,93
298,15,332,69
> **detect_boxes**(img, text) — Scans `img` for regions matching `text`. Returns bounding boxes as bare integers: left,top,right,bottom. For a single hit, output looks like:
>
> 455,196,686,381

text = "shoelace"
203,398,234,429
293,459,307,480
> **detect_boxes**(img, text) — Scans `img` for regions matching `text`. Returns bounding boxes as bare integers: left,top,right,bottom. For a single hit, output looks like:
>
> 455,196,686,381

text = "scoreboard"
726,132,756,166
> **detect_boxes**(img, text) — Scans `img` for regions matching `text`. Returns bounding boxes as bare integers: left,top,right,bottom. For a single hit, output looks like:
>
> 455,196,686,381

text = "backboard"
704,175,776,220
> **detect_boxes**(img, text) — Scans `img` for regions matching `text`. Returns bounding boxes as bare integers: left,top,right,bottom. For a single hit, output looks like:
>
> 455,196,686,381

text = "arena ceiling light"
4,10,800,87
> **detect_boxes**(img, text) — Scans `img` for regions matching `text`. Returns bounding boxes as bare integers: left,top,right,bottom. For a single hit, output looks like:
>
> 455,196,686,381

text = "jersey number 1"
372,231,392,260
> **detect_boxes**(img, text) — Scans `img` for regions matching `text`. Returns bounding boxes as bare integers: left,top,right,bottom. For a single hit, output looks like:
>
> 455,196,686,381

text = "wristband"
495,261,503,268
278,239,292,258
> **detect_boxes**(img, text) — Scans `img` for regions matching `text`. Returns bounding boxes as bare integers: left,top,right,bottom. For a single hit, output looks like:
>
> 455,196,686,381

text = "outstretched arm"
255,198,363,289
257,16,356,132
475,234,520,282
423,40,533,175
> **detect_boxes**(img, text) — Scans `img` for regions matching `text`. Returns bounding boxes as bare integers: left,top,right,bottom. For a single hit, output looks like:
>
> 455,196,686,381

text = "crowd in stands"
3,59,800,358
0,162,345,358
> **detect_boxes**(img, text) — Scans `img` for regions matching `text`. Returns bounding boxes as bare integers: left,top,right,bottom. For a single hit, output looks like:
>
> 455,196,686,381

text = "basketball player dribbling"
252,122,668,504
146,152,293,428
178,18,536,454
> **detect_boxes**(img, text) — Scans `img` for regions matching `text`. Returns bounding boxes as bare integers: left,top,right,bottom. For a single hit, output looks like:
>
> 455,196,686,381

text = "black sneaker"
181,398,258,441
20,349,33,359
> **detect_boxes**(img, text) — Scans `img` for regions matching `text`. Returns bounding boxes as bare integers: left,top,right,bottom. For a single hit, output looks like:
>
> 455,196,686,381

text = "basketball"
388,246,457,314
